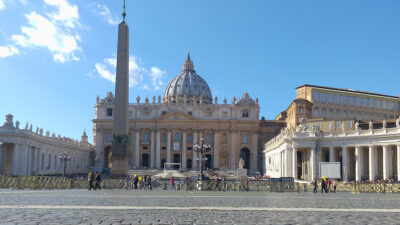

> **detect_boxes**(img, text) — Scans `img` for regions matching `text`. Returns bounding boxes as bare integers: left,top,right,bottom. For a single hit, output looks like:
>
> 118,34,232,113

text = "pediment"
157,111,196,121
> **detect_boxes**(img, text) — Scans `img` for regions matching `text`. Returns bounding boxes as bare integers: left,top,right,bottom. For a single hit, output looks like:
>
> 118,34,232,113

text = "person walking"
321,178,326,193
133,175,139,190
147,175,152,190
94,171,102,190
333,179,337,193
244,178,249,192
88,168,95,191
327,179,331,193
143,176,147,190
170,176,176,190
221,177,226,191
312,178,318,193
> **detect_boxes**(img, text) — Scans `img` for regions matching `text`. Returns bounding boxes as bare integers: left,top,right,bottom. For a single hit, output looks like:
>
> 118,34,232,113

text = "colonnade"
290,144,400,182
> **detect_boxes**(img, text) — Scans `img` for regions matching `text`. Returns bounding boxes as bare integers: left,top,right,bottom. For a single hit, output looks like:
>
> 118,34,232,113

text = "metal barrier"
0,175,399,193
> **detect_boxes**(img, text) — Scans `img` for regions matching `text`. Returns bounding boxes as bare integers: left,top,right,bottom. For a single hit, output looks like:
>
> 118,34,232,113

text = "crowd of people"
312,178,337,193
123,174,153,190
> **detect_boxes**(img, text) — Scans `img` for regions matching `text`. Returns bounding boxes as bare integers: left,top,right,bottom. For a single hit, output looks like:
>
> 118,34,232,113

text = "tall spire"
183,52,195,72
122,0,126,21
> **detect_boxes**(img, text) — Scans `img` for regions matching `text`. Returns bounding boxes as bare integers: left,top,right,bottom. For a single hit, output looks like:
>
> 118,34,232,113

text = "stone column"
135,129,140,168
213,130,219,169
292,147,297,179
285,148,292,177
329,146,334,162
397,145,400,182
26,145,32,175
369,146,375,181
310,147,316,181
192,130,198,170
182,131,187,170
355,146,361,181
0,143,3,174
230,130,236,169
251,133,258,173
155,129,161,169
12,144,21,176
167,130,171,164
150,129,155,168
342,147,348,182
383,145,389,180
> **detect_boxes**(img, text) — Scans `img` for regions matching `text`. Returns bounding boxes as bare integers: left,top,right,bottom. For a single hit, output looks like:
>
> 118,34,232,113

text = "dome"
163,53,212,104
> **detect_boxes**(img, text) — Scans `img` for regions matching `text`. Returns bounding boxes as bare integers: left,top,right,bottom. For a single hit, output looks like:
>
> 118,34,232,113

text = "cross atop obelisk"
111,0,130,177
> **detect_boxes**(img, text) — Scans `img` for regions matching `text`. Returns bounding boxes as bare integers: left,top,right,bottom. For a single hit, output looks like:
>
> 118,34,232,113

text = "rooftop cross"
122,0,126,21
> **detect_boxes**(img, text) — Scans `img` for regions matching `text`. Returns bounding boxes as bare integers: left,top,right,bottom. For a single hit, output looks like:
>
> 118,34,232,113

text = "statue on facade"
145,97,149,104
96,96,100,104
328,122,333,132
369,120,373,130
355,121,360,131
36,127,39,134
223,98,227,104
341,123,345,132
232,96,236,104
40,128,43,136
239,157,245,169
158,95,161,103
214,96,218,104
200,96,204,104
183,95,188,104
136,96,140,104
15,121,20,129
396,117,400,128
382,119,387,129
255,97,259,105
152,96,156,104
46,131,50,137
3,114,14,128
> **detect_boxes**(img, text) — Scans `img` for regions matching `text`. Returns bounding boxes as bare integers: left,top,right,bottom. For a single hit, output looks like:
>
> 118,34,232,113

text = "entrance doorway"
205,154,212,169
142,154,149,168
173,154,180,170
104,146,112,169
239,148,250,169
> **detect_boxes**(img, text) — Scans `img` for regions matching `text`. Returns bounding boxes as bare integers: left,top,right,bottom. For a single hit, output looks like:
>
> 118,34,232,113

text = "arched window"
242,110,249,118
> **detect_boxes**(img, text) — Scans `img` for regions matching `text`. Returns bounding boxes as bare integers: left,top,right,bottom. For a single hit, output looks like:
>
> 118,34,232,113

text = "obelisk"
111,0,129,177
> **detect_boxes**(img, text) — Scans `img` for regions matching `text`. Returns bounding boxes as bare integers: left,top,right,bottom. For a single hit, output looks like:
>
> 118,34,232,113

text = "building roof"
296,84,399,99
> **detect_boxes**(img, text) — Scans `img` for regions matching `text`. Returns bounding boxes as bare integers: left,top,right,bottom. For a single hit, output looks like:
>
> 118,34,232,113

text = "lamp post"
193,136,212,180
59,151,71,177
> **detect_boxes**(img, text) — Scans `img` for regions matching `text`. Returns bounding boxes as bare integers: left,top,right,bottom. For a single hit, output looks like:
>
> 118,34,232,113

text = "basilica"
93,54,283,174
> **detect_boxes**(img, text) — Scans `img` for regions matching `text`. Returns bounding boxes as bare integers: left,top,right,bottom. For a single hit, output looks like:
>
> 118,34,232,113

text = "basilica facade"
93,54,283,174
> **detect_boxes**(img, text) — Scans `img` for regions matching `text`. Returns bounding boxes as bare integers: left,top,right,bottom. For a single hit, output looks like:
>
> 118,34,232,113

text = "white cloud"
93,3,119,26
11,0,82,63
0,45,19,58
0,0,5,10
148,67,167,90
95,56,166,90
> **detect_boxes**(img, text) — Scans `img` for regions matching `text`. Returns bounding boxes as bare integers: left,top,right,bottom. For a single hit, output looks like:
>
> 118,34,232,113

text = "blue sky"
1,0,399,143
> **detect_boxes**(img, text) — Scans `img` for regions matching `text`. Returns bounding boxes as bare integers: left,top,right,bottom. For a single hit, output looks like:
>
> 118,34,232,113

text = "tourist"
327,179,331,192
143,176,147,190
321,178,327,193
312,178,317,193
333,179,337,193
170,176,176,190
244,178,249,192
124,176,129,189
215,177,220,191
94,171,102,190
221,177,226,191
88,168,95,191
133,175,139,190
147,175,152,190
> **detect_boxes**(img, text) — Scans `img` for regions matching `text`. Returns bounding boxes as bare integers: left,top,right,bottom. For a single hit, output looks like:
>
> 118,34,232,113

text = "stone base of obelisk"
111,143,128,177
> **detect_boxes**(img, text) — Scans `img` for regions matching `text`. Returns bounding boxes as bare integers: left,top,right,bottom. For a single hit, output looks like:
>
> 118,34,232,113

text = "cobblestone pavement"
0,189,399,224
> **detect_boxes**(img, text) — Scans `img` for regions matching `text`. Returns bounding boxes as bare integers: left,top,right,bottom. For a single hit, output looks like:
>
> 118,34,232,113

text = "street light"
59,151,71,177
193,136,212,180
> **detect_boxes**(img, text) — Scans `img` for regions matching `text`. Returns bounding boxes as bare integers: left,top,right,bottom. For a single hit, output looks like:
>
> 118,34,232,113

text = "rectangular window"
174,132,181,142
320,92,326,103
334,95,341,105
187,134,193,143
369,98,374,108
161,134,167,143
347,120,352,128
362,98,368,108
382,100,388,110
143,132,150,143
162,146,166,150
188,111,193,116
206,133,212,143
242,133,248,144
336,121,341,129
162,111,167,115
105,133,112,143
106,108,113,116
242,110,249,117
222,112,228,118
312,91,320,102
205,111,212,117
